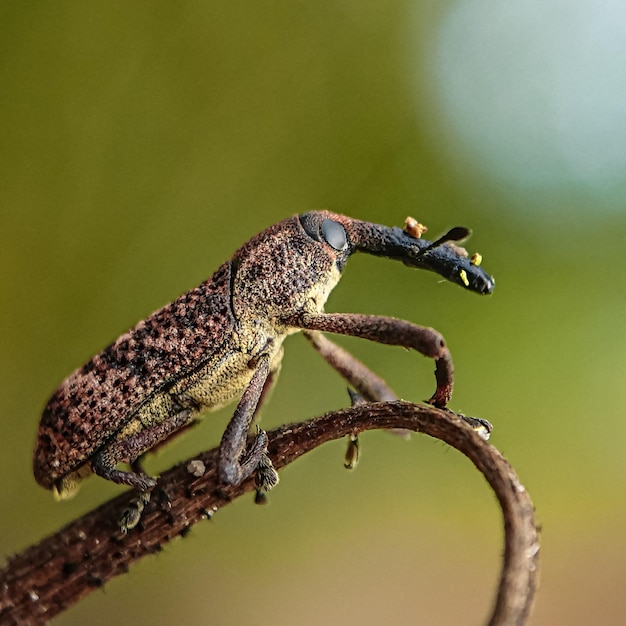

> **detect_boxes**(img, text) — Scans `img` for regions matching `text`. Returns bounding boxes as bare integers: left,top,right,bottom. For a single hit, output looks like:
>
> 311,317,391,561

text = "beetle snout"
479,275,495,295
470,271,495,295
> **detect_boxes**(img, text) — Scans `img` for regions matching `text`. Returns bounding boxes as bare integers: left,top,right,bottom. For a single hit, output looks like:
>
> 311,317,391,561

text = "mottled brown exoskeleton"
34,211,494,526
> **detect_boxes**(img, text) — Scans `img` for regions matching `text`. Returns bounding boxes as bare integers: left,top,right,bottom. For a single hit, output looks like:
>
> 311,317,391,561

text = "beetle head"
230,211,493,330
298,211,495,295
230,214,350,325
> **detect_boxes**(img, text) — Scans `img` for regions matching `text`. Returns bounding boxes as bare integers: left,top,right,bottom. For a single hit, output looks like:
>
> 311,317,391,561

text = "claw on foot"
119,490,152,534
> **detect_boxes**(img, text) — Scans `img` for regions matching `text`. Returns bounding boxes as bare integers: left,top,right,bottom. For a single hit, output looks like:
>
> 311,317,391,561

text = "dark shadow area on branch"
0,402,540,626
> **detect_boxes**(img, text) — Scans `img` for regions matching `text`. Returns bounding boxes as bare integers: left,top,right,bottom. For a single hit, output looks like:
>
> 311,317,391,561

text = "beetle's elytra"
34,211,494,510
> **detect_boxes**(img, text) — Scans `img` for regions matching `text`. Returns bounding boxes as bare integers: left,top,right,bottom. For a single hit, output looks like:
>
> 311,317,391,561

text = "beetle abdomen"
33,262,235,489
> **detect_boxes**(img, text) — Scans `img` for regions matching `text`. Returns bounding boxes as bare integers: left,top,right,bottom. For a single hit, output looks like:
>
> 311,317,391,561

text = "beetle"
34,211,494,523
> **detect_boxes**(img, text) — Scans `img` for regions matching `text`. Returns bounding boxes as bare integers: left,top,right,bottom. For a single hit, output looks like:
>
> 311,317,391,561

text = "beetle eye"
321,219,348,251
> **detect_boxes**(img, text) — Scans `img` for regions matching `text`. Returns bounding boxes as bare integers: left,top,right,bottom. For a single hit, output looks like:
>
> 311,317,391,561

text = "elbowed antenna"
341,217,495,295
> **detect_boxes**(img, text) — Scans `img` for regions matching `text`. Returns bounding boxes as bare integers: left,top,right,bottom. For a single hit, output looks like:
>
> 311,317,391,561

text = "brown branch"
0,402,539,625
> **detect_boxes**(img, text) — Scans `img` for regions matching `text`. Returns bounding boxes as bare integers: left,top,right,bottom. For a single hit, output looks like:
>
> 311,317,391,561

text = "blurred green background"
2,2,625,624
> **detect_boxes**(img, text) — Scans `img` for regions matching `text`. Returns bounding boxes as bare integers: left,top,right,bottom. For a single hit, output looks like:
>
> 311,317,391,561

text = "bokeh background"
2,2,625,624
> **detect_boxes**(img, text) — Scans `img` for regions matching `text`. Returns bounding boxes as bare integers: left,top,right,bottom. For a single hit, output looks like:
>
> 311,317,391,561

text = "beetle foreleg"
218,354,279,493
289,313,453,407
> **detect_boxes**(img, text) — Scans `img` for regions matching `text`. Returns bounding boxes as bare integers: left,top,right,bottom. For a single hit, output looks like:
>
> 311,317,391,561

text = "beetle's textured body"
34,262,238,495
34,211,494,506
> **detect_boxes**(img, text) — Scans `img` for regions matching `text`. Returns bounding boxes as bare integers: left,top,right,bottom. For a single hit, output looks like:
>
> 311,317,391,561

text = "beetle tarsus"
344,433,360,470
119,491,152,534
254,450,279,495
460,415,493,441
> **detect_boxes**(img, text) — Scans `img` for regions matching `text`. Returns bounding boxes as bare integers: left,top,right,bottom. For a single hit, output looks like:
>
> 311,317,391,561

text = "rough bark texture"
0,402,540,625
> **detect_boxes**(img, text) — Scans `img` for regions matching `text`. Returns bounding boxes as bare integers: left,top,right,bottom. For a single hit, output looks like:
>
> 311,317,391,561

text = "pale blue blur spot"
422,0,626,212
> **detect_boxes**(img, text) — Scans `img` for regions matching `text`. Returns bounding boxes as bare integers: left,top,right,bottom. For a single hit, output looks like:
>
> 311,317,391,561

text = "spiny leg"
218,354,279,496
290,312,453,407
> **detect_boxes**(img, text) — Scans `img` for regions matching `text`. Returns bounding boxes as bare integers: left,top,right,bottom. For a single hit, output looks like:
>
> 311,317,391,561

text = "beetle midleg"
303,330,398,402
91,409,193,491
218,354,278,491
304,330,409,461
287,312,454,407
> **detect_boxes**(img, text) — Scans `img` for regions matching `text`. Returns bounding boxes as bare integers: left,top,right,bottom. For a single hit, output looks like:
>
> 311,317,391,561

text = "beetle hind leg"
92,408,194,490
91,408,194,532
91,451,157,491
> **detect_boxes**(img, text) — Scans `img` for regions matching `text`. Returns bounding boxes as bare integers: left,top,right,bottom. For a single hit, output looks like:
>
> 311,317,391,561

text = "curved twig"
0,402,539,625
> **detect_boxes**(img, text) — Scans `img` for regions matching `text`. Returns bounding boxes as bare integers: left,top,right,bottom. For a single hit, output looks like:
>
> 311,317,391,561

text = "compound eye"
321,219,348,251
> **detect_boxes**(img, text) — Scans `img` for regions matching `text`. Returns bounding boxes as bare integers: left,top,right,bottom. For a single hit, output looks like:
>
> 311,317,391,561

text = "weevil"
33,211,494,523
